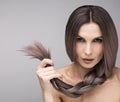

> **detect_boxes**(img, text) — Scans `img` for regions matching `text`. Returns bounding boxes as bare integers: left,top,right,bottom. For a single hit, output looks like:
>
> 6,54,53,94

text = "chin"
81,65,95,69
78,62,98,69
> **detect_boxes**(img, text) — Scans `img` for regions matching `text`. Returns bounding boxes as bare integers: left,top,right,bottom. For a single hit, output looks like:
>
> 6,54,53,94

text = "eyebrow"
77,35,103,39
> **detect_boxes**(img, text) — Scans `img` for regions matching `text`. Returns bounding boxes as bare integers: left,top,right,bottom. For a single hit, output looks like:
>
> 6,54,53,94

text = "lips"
82,58,94,64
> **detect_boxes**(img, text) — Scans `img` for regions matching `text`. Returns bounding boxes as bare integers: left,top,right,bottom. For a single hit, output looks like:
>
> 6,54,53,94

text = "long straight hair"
23,5,118,98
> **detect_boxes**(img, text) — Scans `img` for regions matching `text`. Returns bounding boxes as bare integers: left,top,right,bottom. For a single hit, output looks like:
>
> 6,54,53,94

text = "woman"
26,5,120,102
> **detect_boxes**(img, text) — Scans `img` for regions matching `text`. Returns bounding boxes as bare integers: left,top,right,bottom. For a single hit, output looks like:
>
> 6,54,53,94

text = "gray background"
0,0,120,102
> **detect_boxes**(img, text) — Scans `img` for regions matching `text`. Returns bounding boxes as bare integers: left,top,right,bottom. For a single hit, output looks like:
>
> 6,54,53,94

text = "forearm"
36,59,62,102
43,91,55,102
42,89,61,102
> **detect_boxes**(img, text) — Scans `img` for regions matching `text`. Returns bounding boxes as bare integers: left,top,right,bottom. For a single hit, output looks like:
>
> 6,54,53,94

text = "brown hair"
23,5,118,98
64,5,118,96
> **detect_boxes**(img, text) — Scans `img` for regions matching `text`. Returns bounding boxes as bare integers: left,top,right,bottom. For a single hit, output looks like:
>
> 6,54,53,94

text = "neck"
71,62,90,81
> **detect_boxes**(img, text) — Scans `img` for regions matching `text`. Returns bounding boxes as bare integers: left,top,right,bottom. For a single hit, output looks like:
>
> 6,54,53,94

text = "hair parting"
89,7,93,22
64,5,118,97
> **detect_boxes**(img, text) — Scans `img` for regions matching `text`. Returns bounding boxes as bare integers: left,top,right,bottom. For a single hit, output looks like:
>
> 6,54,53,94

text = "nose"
84,43,92,56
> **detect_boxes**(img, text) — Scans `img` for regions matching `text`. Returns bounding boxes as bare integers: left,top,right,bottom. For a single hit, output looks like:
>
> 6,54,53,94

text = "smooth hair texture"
23,5,118,98
65,5,118,96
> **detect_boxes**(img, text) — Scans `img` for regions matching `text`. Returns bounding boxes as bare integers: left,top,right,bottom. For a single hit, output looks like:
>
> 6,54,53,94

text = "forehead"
78,22,102,38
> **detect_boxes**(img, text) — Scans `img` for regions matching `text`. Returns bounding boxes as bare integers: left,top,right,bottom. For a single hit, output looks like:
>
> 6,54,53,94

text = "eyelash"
93,38,103,43
76,37,85,42
76,37,103,43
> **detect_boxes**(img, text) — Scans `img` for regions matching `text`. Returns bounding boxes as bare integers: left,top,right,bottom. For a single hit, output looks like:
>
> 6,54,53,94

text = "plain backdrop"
0,0,120,102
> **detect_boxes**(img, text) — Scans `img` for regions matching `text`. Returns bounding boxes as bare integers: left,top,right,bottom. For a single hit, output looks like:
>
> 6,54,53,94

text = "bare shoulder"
113,67,120,82
110,67,120,99
56,64,71,75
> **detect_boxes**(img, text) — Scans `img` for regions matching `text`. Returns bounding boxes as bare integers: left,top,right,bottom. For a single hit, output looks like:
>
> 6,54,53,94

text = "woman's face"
76,22,103,69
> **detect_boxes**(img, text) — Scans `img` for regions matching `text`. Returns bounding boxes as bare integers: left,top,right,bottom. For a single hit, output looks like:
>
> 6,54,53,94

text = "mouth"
82,58,94,64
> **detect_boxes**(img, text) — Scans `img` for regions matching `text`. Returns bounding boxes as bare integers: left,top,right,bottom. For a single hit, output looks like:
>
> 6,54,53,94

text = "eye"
76,37,85,42
93,38,103,43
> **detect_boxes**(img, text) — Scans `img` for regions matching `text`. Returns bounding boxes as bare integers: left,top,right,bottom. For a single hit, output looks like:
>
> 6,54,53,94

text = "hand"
36,58,62,91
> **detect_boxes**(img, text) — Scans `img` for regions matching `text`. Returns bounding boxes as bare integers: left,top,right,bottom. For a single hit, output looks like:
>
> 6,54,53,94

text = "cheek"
76,44,83,53
93,45,103,57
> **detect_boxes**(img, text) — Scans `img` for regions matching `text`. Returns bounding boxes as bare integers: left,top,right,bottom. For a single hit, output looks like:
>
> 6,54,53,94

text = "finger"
37,70,55,76
37,69,62,80
44,73,62,80
38,58,54,68
37,67,57,77
36,66,54,73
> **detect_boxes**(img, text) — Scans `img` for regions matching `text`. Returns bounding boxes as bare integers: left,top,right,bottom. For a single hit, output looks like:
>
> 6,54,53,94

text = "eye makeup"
76,37,85,42
76,36,103,43
93,37,103,43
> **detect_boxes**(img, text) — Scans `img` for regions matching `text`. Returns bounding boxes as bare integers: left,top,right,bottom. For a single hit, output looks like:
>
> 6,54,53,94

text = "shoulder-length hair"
65,5,118,78
63,5,118,96
23,5,118,98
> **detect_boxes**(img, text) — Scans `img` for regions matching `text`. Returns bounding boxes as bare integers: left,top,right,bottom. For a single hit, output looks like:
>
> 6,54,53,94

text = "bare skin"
36,22,120,102
36,61,120,102
56,65,120,102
